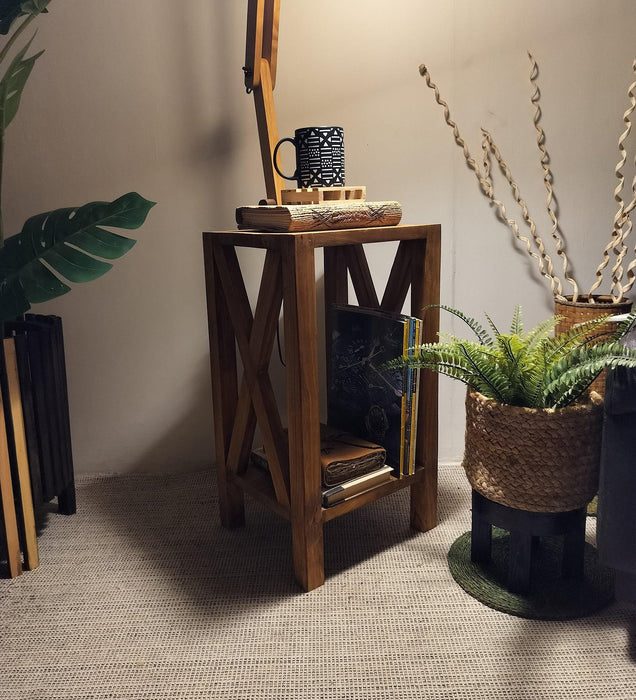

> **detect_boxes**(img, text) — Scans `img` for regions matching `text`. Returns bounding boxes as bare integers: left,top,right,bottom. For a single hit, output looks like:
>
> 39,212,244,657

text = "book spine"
408,318,421,475
402,317,416,477
399,320,410,478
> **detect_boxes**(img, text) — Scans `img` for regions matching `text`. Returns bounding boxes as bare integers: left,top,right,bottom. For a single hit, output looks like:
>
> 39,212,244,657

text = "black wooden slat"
40,317,66,492
50,317,75,514
28,322,55,500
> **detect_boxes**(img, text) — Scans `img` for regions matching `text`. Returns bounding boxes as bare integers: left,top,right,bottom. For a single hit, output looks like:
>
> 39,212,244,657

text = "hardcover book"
235,201,402,232
321,465,393,507
327,305,421,476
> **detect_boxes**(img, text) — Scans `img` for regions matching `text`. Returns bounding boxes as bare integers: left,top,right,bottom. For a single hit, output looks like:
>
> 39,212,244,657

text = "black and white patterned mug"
273,126,345,189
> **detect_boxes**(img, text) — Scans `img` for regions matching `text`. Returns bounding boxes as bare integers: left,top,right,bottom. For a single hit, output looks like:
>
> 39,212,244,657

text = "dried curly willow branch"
418,63,564,299
528,52,578,300
480,134,493,190
609,64,636,301
481,129,562,299
590,59,636,301
621,165,636,294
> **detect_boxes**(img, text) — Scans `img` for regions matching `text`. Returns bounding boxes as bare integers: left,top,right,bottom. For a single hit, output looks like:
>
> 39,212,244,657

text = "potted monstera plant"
0,0,153,565
392,305,636,513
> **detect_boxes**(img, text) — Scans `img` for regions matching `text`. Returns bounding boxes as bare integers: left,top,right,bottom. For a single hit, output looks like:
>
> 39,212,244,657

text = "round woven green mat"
448,529,614,620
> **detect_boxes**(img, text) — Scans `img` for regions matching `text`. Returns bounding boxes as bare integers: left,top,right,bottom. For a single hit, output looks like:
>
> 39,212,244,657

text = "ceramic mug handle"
273,137,298,181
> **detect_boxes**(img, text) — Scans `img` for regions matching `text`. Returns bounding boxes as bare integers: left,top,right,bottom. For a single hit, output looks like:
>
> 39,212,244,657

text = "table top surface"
202,223,441,249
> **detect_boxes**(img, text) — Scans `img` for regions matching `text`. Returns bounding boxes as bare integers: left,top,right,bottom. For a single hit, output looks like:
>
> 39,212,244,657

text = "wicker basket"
554,294,632,395
554,294,631,335
462,390,604,513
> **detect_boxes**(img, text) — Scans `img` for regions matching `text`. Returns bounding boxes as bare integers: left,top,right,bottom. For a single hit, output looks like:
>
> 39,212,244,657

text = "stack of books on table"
249,425,393,507
327,304,422,478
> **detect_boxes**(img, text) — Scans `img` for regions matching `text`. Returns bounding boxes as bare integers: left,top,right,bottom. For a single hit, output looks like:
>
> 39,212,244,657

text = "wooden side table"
202,224,441,591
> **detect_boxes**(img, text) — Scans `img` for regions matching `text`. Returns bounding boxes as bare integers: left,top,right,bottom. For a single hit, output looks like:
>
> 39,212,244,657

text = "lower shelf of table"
231,467,426,523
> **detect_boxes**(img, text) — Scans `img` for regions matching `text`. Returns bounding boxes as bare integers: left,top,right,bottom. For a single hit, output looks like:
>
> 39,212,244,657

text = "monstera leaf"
0,34,43,129
0,0,49,35
0,192,155,321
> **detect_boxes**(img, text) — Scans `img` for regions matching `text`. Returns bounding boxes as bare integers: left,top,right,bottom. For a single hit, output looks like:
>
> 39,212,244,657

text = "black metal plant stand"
470,489,587,595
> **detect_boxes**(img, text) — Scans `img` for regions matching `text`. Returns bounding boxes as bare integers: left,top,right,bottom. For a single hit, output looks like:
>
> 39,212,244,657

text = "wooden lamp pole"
244,0,285,204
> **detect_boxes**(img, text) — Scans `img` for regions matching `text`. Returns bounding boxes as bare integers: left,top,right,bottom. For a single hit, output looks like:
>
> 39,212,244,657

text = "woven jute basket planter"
462,390,604,513
554,294,632,335
554,294,632,396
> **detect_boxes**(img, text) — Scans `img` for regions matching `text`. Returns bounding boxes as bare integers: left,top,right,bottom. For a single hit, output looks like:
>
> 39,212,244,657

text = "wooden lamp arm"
245,0,285,203
262,0,280,89
244,0,263,91
245,0,279,90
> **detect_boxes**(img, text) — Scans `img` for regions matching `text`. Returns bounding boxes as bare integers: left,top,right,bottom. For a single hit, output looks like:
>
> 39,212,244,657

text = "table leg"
508,530,533,594
283,236,324,591
203,238,243,529
562,508,586,580
57,483,76,516
411,466,438,532
409,236,440,532
471,507,492,563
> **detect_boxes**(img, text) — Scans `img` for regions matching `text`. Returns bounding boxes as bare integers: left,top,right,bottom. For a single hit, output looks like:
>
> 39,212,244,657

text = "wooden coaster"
281,186,366,205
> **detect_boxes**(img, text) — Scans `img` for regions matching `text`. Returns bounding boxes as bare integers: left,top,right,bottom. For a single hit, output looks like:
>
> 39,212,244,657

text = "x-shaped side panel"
341,241,413,314
213,246,289,508
381,241,413,312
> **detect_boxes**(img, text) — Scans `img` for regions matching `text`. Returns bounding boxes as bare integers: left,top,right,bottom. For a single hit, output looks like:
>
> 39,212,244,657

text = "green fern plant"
391,304,636,409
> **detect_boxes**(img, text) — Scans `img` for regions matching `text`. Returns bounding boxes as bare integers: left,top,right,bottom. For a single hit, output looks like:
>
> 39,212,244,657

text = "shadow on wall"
122,2,242,473
125,355,215,474
170,1,240,190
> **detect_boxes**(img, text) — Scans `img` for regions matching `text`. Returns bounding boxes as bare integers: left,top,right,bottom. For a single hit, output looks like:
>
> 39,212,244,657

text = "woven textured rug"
2,466,636,700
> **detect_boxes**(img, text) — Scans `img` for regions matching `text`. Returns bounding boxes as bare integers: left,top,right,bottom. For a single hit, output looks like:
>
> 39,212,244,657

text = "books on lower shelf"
249,427,392,508
250,425,387,487
327,305,422,478
321,465,393,507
